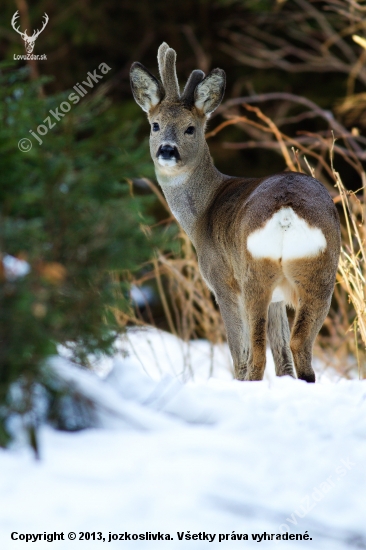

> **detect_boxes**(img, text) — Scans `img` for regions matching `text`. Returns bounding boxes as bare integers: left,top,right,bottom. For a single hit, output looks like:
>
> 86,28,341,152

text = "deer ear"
130,62,164,113
194,68,226,116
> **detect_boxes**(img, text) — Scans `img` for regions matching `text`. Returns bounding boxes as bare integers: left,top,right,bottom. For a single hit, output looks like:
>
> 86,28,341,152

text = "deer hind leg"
286,260,334,383
290,298,330,383
267,302,295,378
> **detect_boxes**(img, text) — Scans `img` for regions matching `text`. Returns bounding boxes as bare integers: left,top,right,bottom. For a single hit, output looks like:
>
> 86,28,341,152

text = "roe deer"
130,43,341,382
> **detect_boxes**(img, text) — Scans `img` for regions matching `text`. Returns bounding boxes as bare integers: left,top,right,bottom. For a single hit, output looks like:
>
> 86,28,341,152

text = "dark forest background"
2,0,361,178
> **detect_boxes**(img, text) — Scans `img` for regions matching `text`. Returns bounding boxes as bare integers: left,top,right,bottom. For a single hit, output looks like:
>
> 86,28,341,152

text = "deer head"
130,43,225,176
11,11,49,54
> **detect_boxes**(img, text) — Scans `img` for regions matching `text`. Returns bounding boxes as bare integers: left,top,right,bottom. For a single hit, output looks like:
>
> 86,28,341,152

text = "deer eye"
152,123,160,132
185,126,195,135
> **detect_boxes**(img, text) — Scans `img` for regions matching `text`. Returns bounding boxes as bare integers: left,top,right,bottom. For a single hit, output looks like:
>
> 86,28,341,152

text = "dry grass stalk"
331,152,366,377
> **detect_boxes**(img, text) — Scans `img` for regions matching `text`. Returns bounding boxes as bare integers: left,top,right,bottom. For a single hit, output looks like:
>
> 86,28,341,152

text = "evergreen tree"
0,64,156,448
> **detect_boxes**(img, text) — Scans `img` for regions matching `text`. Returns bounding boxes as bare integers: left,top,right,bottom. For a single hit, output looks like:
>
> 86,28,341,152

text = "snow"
1,327,366,549
2,254,30,280
129,285,155,308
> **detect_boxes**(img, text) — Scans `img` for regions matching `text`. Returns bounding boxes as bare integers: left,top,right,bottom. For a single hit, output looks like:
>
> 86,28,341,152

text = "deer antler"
11,11,27,39
157,42,180,100
31,13,49,41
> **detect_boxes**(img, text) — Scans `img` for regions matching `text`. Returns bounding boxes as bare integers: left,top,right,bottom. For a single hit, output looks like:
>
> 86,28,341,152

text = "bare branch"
182,25,210,74
216,92,365,153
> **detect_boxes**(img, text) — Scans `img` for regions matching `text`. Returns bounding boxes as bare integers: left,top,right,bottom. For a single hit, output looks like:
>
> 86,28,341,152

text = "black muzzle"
157,144,180,161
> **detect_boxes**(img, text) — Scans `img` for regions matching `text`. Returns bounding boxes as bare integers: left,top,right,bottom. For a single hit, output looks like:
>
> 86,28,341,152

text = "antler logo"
11,10,49,54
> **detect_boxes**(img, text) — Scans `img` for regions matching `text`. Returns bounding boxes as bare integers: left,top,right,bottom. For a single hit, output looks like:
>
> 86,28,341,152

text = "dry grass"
333,163,366,377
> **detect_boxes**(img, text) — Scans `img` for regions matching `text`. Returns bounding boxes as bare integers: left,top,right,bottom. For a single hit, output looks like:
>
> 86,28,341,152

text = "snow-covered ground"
1,328,365,549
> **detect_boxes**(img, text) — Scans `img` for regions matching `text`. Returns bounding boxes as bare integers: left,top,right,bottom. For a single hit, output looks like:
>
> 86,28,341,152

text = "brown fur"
130,43,341,383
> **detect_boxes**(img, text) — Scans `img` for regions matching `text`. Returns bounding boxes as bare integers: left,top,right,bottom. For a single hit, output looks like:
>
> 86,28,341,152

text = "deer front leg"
215,291,249,380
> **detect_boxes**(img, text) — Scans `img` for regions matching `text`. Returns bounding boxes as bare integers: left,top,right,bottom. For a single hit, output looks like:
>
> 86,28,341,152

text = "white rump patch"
247,207,326,261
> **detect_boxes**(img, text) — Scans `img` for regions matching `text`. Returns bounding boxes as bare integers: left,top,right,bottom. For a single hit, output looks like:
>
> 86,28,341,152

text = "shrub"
0,65,156,447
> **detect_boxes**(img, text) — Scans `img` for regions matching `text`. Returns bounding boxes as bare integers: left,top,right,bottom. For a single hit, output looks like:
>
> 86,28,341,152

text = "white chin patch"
158,157,177,167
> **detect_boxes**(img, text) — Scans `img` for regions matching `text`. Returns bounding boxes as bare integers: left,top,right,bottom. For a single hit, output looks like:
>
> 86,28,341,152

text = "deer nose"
157,144,180,160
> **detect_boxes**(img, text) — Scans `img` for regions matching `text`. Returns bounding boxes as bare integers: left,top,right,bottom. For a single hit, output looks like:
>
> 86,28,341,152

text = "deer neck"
155,142,226,243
